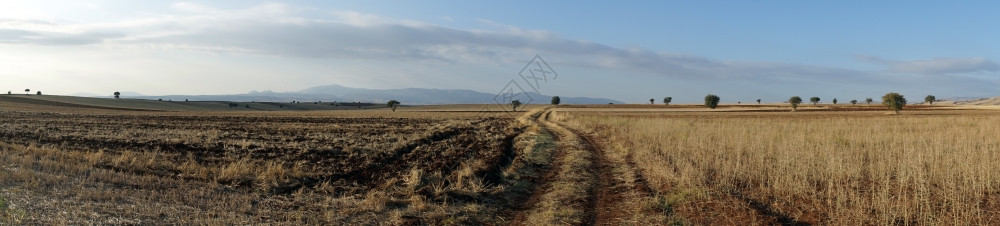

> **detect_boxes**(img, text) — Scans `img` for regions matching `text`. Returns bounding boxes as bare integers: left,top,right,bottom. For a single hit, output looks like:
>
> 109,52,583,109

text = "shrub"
810,97,820,105
704,94,720,109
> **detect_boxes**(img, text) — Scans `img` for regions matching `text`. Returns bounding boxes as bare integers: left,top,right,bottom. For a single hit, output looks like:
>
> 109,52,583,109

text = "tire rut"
509,109,631,225
509,111,564,224
566,125,624,226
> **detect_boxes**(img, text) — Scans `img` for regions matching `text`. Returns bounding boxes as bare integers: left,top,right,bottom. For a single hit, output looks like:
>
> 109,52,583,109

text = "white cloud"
856,55,1000,75
0,3,875,82
1,2,998,99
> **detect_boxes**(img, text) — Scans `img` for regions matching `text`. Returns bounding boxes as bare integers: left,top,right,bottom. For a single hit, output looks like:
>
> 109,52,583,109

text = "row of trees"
787,93,908,113
654,95,936,106
7,89,41,95
689,93,919,113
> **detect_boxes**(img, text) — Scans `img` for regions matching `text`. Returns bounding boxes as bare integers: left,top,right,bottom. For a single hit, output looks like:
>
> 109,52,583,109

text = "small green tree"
866,98,873,105
756,99,761,104
850,99,858,105
789,96,803,111
832,98,837,104
387,100,401,112
551,96,561,105
511,100,522,111
649,98,654,104
24,89,30,95
809,96,820,105
704,94,720,109
114,91,120,99
882,92,907,114
663,97,672,105
36,91,41,95
925,95,936,105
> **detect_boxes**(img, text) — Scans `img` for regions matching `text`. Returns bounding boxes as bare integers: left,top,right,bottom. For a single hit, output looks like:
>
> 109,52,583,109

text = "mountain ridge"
133,84,623,105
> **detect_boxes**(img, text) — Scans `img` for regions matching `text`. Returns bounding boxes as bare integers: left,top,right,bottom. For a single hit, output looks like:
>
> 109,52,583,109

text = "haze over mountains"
118,84,623,105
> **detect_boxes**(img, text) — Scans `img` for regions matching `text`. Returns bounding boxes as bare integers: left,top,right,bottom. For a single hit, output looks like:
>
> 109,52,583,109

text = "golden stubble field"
557,106,1000,224
2,95,999,225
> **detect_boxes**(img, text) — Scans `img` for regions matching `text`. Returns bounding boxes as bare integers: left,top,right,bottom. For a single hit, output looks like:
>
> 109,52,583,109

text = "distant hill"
948,97,998,105
0,94,385,112
135,84,623,105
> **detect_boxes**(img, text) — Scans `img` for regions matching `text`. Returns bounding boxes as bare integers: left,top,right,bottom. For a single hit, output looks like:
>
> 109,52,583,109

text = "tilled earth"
0,110,523,224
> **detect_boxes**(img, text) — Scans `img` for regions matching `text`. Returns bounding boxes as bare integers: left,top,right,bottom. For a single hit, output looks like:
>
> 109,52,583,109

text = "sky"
2,1,1000,103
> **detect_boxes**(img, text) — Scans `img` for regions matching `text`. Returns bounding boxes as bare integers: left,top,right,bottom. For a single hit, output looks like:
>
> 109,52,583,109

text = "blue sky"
2,1,999,103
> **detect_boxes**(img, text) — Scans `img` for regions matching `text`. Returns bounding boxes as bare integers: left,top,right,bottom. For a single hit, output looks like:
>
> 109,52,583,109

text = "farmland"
3,94,1000,224
557,107,1000,224
0,96,529,224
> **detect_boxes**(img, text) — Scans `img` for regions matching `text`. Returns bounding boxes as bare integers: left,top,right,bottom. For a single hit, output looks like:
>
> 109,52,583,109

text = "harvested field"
0,103,532,224
4,95,1000,224
561,107,1000,224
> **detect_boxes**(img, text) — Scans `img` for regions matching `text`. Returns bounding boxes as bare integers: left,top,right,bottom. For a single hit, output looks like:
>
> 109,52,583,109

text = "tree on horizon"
789,96,803,111
387,99,401,112
883,92,907,114
704,94,720,109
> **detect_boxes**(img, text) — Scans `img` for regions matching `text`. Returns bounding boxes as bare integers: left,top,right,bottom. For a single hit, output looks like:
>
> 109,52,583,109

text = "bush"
551,96,561,105
704,94,720,109
810,96,820,105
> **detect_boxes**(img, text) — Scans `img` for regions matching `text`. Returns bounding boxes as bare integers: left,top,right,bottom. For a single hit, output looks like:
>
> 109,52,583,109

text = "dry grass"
564,109,1000,224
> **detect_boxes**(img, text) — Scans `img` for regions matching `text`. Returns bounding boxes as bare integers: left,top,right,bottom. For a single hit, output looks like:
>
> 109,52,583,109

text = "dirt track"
510,109,659,225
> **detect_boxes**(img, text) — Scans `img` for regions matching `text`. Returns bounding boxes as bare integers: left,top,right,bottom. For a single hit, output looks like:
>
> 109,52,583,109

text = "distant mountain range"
129,84,623,105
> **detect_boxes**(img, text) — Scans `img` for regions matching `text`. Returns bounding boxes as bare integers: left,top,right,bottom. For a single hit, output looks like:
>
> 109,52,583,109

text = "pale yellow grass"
567,111,1000,224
